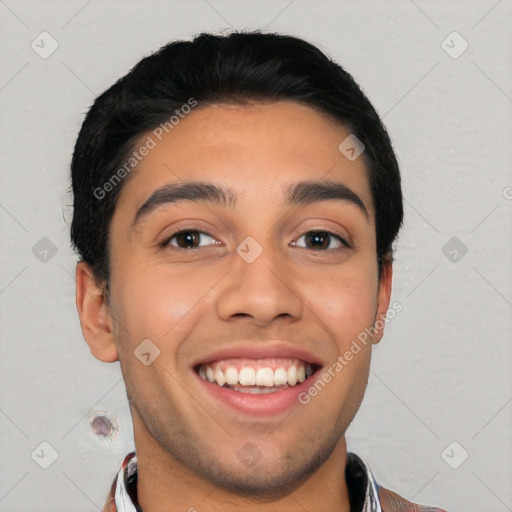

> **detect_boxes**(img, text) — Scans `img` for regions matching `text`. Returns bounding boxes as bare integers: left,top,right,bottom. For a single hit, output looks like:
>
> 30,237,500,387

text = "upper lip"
191,342,324,368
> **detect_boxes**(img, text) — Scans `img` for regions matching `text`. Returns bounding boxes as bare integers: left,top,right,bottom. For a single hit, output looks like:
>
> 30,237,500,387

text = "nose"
216,246,304,328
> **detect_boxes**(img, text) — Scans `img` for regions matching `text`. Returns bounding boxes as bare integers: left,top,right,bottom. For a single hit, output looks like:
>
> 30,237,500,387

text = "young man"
71,30,446,512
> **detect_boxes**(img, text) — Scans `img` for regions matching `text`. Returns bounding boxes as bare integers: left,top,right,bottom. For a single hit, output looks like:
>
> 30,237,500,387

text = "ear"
371,259,393,345
75,261,119,362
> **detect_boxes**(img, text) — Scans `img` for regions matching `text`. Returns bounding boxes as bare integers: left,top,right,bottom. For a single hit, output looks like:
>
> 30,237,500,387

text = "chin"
178,432,339,501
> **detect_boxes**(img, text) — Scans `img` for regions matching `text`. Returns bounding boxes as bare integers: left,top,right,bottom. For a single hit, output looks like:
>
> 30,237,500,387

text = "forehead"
114,101,373,219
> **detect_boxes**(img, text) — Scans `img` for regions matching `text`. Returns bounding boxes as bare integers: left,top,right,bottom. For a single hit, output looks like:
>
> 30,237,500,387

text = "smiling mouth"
194,358,321,394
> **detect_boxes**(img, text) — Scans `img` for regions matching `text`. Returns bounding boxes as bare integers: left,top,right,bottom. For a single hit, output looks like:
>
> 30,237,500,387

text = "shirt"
102,451,447,512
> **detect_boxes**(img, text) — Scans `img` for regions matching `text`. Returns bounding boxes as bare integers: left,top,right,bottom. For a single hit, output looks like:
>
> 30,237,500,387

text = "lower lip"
194,371,317,417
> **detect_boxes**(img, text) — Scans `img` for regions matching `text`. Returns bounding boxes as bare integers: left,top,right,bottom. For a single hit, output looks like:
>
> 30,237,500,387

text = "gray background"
1,1,511,510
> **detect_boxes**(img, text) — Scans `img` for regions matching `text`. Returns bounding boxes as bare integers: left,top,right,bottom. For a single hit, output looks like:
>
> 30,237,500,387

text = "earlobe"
75,261,119,362
372,260,393,345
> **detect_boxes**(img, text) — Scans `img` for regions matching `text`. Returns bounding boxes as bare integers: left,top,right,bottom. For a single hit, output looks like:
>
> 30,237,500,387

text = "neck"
134,417,351,512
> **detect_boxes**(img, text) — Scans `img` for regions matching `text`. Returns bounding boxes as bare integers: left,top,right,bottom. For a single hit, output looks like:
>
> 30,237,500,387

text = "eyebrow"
131,179,369,229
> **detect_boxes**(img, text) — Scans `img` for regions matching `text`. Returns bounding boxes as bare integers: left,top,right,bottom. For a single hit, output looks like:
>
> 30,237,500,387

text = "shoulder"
378,485,448,512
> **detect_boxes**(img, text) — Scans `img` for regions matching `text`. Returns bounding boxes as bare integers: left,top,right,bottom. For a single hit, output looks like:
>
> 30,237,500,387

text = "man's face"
79,101,392,496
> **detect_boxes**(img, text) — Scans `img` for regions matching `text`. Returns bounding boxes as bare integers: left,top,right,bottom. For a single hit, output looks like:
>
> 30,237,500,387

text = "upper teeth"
198,361,313,388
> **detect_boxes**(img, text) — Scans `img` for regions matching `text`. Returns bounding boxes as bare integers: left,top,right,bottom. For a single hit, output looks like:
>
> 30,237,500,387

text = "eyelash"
159,227,351,251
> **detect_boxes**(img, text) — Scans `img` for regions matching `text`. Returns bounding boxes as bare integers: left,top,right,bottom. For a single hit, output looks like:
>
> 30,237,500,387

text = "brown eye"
166,230,217,249
294,230,349,251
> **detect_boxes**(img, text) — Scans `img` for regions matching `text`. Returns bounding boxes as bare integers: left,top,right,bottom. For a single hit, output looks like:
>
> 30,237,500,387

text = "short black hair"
69,30,403,290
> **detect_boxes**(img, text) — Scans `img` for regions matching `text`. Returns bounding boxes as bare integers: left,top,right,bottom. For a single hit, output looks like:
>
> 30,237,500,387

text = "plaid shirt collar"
105,451,383,512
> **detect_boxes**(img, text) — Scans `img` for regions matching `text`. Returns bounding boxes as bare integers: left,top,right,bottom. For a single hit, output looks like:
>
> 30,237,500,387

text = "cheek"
300,269,377,340
111,264,220,342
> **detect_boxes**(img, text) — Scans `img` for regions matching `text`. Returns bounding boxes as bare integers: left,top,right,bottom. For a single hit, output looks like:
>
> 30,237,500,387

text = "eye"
292,230,350,251
162,229,219,250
